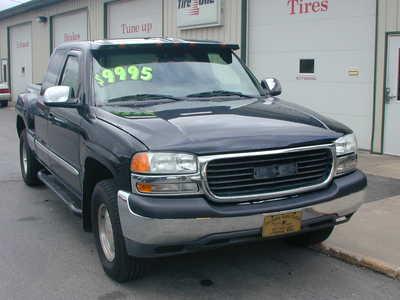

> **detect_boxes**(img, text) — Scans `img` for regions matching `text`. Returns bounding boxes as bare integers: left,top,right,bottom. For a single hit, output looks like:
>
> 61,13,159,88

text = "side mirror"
43,86,78,107
261,78,282,97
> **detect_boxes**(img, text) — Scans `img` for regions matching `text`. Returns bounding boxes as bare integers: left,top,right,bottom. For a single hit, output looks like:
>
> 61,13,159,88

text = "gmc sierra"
15,38,366,282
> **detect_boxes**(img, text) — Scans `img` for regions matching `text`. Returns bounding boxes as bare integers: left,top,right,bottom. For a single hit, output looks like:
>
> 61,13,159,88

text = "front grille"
205,148,333,200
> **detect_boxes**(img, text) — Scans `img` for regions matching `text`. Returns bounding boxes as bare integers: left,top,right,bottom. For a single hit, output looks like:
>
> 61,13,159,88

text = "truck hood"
94,98,351,155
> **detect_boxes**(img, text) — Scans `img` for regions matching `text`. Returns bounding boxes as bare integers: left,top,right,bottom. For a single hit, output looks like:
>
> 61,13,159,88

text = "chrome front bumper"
117,184,366,257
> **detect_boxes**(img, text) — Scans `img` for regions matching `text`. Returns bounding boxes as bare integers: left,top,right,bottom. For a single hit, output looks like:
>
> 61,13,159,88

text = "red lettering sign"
16,41,29,48
64,32,81,42
288,0,328,15
121,22,153,35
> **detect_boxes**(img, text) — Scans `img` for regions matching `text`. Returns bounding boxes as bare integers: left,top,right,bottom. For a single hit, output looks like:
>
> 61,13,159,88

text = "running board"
38,170,82,216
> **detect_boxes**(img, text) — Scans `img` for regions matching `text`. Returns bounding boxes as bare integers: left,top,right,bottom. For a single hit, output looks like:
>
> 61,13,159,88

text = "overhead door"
52,10,88,50
247,0,376,149
106,0,163,39
9,23,32,102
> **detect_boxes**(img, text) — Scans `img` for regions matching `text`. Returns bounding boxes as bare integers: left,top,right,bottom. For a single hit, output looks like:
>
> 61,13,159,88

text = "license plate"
254,163,297,180
262,211,303,238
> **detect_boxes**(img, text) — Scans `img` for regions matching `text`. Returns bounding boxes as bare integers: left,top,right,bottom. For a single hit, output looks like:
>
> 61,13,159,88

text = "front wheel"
19,129,42,186
286,226,334,246
0,100,8,108
92,179,146,282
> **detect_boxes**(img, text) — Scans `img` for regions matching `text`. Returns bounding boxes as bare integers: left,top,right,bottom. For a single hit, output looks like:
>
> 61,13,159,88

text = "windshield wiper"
186,90,255,99
107,94,184,103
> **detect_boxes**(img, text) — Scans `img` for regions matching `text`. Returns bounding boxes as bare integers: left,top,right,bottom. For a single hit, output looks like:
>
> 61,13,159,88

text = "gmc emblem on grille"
253,163,298,180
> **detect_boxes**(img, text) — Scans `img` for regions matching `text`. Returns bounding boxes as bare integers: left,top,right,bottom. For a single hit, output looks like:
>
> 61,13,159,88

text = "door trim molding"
370,0,379,153
35,140,79,176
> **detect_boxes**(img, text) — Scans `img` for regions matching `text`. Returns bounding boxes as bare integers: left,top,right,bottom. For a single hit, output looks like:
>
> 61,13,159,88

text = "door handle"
385,88,396,103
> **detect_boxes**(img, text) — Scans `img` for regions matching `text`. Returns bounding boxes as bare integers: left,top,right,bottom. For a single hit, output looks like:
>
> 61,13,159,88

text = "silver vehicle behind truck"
0,58,10,107
0,81,10,107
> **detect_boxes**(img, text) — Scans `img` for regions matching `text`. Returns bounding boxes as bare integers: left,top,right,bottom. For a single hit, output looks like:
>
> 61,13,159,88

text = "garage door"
52,10,88,50
106,0,162,39
9,23,32,102
248,0,376,149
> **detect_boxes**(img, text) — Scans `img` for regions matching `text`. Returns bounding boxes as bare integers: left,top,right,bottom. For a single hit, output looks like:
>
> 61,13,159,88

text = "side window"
42,51,65,93
299,59,315,74
60,56,80,98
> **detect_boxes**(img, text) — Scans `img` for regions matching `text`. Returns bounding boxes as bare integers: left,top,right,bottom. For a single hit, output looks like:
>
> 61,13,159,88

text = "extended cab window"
60,56,80,98
92,47,262,105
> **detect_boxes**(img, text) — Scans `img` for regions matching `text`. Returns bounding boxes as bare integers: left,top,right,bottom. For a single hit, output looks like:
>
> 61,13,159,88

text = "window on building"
2,65,6,82
299,59,315,74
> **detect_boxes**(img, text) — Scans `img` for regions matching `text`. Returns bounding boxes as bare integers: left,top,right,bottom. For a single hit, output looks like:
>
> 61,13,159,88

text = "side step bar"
38,170,82,216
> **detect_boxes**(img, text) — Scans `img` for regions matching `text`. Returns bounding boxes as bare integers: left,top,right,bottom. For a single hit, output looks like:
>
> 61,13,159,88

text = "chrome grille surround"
199,144,337,203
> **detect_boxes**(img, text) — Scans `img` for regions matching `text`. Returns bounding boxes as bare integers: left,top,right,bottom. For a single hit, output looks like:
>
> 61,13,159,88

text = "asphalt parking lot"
0,107,399,300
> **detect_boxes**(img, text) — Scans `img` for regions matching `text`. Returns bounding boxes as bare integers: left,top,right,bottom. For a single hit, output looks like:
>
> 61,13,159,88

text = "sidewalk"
315,151,400,279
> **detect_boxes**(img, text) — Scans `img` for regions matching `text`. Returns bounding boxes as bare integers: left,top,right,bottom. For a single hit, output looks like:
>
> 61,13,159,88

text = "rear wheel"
92,179,146,282
0,100,8,108
19,129,42,186
287,226,334,246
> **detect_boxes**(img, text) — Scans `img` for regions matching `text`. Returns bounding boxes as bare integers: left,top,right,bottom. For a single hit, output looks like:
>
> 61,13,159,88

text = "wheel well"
17,116,25,137
83,158,113,232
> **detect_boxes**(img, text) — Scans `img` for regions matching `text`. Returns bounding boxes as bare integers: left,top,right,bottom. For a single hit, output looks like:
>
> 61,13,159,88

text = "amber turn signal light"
131,152,150,173
136,183,153,193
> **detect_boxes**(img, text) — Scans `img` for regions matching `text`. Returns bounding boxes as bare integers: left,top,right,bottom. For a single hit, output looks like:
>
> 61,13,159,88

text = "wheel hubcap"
22,142,28,175
98,204,115,262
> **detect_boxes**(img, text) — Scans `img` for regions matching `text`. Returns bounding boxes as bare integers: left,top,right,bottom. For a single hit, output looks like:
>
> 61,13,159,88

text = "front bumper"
0,93,10,101
118,170,367,257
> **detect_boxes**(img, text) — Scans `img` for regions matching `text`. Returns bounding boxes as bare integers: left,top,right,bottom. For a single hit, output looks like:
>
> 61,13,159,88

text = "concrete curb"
311,244,400,280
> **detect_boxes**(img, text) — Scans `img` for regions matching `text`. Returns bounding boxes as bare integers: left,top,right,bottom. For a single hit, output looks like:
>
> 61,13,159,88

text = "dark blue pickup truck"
15,38,366,282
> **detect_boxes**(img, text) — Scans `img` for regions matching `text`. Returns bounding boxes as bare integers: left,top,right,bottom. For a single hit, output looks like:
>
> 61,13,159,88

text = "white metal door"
383,35,400,155
9,23,32,102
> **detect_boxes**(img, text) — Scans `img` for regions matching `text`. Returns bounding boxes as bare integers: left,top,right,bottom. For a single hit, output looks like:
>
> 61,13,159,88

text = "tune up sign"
177,0,222,29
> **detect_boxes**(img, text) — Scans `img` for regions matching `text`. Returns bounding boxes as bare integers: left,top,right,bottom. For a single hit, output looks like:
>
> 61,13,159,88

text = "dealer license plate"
262,211,303,238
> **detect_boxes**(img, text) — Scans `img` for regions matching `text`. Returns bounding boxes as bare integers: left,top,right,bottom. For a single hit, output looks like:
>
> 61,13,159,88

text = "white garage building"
0,0,398,155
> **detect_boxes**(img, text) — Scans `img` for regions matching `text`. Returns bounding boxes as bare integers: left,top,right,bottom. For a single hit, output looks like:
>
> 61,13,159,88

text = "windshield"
92,47,263,105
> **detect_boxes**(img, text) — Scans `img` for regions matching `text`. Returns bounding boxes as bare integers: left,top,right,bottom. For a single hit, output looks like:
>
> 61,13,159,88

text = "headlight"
131,152,199,195
334,134,358,177
131,152,197,174
335,133,357,156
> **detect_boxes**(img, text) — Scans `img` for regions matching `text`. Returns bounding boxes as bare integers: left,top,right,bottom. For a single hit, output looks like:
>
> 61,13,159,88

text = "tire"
287,226,334,247
0,100,8,108
92,179,146,282
19,129,42,186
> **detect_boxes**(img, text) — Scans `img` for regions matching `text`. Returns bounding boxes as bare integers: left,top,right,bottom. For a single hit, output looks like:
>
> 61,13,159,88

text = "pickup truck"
15,38,367,282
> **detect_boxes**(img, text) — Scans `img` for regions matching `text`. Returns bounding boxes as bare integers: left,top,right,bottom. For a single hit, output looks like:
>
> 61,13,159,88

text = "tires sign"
177,0,223,29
